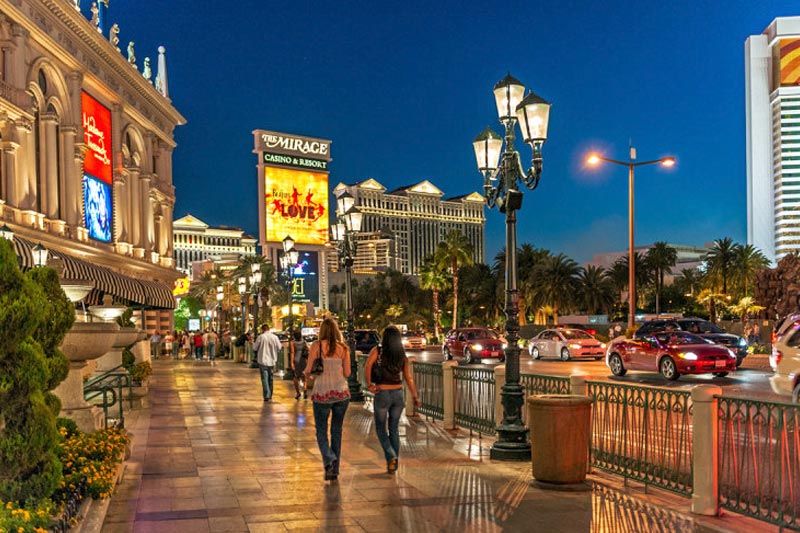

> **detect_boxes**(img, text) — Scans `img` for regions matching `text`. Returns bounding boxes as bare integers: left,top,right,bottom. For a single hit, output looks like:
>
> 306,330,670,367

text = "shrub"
56,426,129,500
129,361,152,384
0,499,54,533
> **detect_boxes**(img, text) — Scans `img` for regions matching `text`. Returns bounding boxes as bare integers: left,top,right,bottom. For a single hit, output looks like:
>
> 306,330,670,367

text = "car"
606,330,737,380
353,329,380,354
442,327,507,364
529,328,606,361
633,318,748,367
770,315,800,401
556,323,597,336
771,313,800,371
401,330,427,351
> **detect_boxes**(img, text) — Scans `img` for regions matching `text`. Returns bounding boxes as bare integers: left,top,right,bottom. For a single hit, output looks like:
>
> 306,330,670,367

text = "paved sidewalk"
101,359,776,532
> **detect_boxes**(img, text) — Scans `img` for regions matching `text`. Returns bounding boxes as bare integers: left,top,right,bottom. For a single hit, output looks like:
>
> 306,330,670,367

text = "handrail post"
494,364,506,427
691,385,721,516
405,356,417,416
570,373,591,397
442,361,458,430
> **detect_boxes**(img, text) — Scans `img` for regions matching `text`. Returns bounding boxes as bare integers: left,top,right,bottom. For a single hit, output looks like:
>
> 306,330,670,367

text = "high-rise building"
746,16,800,263
172,214,257,278
0,1,184,333
331,179,486,276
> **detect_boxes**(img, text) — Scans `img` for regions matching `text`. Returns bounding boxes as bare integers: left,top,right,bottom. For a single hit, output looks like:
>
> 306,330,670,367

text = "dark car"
606,331,737,380
633,318,748,367
353,329,380,354
556,323,597,336
442,327,506,364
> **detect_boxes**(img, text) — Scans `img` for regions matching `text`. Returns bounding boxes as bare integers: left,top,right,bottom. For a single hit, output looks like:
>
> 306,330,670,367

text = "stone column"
41,112,59,219
141,175,153,253
128,167,140,247
442,360,458,430
494,364,506,427
8,24,27,87
2,140,19,208
16,119,35,211
64,72,83,230
691,385,721,516
113,173,127,243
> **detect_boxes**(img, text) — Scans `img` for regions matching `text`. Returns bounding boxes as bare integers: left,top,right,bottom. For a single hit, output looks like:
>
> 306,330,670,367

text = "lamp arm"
483,169,502,208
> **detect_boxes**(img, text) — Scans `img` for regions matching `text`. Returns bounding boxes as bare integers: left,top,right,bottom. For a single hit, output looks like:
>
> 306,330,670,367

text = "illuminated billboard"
83,174,112,242
284,250,319,306
81,91,112,184
780,39,800,87
265,167,328,245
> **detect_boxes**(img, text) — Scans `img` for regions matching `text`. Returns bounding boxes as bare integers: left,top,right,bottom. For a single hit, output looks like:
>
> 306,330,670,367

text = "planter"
95,328,146,373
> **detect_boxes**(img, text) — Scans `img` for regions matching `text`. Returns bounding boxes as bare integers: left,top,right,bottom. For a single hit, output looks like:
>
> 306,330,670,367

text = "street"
407,348,782,402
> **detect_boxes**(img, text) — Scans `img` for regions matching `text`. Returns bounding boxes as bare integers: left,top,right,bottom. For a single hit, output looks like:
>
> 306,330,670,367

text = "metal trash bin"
528,394,592,488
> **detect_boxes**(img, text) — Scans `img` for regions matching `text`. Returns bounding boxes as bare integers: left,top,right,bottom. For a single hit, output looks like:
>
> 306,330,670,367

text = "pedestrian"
751,322,761,345
306,316,351,482
171,330,180,359
222,330,232,359
253,324,281,401
181,331,190,359
290,329,309,399
365,325,421,474
193,331,204,360
207,329,218,364
150,330,162,359
163,331,174,359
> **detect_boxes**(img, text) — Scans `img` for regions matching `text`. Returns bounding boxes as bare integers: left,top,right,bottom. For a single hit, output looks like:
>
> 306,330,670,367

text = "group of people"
252,317,421,482
150,329,234,363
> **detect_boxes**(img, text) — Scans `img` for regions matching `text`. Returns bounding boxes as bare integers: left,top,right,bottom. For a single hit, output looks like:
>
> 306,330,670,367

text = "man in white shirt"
253,324,282,401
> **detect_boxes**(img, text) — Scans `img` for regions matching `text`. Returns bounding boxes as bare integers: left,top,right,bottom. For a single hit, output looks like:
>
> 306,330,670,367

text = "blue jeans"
312,400,349,474
208,343,216,361
259,365,274,400
194,346,203,360
374,389,405,461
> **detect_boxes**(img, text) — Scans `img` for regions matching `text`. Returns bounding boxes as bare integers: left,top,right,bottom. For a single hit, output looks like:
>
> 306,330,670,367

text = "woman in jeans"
306,317,350,481
365,326,421,473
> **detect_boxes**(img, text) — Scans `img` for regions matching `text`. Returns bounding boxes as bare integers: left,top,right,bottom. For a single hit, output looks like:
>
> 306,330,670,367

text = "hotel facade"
172,214,257,278
0,1,184,332
746,16,800,262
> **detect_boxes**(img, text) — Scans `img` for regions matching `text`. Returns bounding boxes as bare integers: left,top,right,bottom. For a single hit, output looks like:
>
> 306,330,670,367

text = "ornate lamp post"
250,262,262,327
0,224,13,241
586,148,675,329
216,286,224,333
281,235,299,337
473,73,551,460
331,191,365,402
32,243,49,268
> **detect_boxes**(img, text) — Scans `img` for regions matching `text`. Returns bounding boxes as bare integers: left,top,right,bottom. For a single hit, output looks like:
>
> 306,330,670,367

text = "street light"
472,73,551,461
32,243,49,268
586,147,675,329
282,236,299,338
216,286,224,333
0,224,13,241
331,192,365,402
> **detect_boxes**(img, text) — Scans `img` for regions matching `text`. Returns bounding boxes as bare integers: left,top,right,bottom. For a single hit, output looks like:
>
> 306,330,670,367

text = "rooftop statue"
90,2,101,32
127,41,136,66
109,23,120,52
143,57,152,82
73,0,80,11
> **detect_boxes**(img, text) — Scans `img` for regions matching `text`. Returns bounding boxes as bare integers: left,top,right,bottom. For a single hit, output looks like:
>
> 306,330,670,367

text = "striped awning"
13,237,174,309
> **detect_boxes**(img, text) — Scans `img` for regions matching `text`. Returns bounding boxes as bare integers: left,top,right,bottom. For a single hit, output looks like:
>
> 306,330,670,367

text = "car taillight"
776,350,783,366
772,331,777,345
586,329,596,336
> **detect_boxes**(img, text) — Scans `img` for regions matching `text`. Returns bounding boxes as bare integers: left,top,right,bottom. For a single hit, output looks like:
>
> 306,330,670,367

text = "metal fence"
718,396,800,530
519,372,571,427
588,381,693,497
84,366,133,428
411,362,444,420
453,366,495,435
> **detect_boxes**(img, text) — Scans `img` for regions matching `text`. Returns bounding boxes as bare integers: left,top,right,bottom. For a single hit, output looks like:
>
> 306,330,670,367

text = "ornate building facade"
0,1,184,332
172,214,257,278
330,179,486,276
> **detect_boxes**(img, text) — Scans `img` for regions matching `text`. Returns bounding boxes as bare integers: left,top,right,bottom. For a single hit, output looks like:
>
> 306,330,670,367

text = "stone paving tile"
103,358,775,533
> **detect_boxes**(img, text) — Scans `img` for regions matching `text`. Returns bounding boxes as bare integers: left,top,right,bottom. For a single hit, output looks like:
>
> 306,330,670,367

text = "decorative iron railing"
453,366,495,435
718,396,800,530
411,362,444,420
519,372,571,427
83,366,133,428
588,381,693,497
49,478,87,533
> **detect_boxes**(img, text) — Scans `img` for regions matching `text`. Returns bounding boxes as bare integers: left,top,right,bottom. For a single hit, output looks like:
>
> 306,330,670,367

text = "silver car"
529,328,606,361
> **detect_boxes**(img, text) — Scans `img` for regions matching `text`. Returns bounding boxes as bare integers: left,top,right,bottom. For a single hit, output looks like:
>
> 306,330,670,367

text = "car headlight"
738,337,747,347
679,352,698,360
569,343,582,349
601,343,607,349
472,343,483,352
402,339,409,346
502,343,508,349
421,339,427,345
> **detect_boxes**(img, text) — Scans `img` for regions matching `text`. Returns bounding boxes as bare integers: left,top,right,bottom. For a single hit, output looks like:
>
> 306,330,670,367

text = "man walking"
253,324,281,401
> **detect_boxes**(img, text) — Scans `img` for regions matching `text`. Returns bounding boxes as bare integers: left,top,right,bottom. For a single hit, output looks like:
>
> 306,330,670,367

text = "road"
406,348,783,402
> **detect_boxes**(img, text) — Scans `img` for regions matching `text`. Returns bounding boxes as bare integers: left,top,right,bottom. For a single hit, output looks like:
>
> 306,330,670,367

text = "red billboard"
81,91,112,184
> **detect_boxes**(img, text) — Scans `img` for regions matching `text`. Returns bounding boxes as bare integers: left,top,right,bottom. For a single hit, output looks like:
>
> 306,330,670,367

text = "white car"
769,316,800,401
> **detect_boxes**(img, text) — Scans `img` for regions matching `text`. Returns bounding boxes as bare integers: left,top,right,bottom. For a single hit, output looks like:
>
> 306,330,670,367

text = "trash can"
528,394,592,487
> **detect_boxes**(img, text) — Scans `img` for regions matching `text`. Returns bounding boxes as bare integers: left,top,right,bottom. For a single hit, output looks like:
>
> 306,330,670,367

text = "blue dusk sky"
109,0,797,264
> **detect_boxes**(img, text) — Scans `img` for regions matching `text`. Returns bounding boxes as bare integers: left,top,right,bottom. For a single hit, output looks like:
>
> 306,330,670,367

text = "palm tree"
697,289,728,323
528,254,581,324
611,252,653,311
418,257,449,340
732,244,769,298
645,242,678,316
674,268,703,298
705,237,739,294
576,265,615,315
435,231,474,329
728,296,765,330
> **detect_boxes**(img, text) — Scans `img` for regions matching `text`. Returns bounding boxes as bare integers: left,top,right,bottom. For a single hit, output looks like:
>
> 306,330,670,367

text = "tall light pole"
473,73,551,461
250,262,262,328
586,148,675,329
331,191,365,402
216,285,224,333
281,235,299,339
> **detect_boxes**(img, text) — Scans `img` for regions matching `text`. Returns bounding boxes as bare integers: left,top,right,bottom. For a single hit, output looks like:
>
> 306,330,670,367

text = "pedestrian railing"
84,366,133,428
410,361,443,420
453,366,495,435
519,372,570,427
587,380,693,497
717,396,800,530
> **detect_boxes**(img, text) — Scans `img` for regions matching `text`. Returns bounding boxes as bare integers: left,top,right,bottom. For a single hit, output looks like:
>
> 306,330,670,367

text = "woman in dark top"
290,329,308,399
365,326,421,473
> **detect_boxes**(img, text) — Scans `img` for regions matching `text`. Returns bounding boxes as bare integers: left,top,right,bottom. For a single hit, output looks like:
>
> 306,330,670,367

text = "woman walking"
306,317,350,481
290,329,308,399
365,326,421,474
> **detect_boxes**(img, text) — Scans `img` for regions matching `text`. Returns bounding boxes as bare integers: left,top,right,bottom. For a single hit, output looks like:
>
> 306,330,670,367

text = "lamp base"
490,422,531,461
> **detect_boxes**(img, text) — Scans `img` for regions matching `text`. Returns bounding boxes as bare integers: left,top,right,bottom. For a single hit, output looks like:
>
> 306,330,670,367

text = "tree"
527,253,581,324
611,252,653,311
728,296,765,329
576,265,615,315
705,237,739,294
731,244,769,299
645,242,678,316
673,268,703,298
419,257,449,341
435,231,474,329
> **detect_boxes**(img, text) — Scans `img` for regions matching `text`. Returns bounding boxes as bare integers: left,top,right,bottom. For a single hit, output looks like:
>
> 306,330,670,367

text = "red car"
442,327,506,364
606,331,737,380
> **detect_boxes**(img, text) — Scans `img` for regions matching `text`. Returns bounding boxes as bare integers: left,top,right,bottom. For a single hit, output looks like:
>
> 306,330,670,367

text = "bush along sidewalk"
0,419,130,532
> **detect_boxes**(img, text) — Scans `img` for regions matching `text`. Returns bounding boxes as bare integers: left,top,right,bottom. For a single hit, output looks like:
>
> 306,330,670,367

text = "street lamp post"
331,192,365,402
586,148,675,329
281,236,299,337
473,73,551,461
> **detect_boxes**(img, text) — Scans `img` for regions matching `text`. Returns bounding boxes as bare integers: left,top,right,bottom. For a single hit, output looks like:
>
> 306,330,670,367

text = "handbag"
309,355,324,375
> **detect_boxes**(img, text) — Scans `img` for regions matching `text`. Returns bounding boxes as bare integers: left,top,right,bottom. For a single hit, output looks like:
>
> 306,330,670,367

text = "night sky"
107,1,797,264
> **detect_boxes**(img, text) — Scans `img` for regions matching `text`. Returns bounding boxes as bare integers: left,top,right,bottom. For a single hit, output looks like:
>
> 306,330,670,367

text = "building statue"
109,23,120,52
127,41,136,66
73,0,80,11
90,2,100,32
142,57,152,82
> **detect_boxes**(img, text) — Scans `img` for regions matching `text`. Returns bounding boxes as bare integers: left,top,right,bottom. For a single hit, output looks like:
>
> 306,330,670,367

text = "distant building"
746,16,800,262
589,243,709,282
330,179,486,276
172,214,257,278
